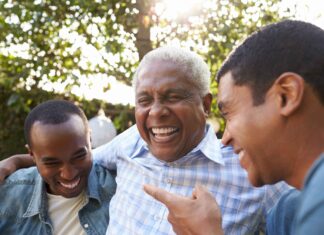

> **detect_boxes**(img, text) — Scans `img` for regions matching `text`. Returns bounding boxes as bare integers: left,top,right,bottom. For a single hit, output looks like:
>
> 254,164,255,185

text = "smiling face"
28,114,92,198
218,72,291,187
135,59,211,162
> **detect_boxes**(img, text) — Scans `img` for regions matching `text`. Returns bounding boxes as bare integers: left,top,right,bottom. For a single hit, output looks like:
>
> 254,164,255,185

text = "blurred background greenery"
0,0,314,159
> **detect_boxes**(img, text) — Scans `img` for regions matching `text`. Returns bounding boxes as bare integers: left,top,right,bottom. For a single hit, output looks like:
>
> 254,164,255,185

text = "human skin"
218,71,322,189
28,114,92,198
143,184,224,235
134,59,212,162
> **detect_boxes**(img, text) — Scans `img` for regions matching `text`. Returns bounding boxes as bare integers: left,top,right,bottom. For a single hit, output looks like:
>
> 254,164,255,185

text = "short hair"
24,100,88,147
133,46,211,96
216,20,324,105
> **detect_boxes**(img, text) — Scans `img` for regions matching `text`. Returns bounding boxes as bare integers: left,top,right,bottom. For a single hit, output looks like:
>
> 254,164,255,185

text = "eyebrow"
136,91,150,98
41,146,88,162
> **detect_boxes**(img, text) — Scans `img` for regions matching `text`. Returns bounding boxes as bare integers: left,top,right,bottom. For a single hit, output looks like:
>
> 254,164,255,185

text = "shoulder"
0,167,38,218
301,155,324,203
113,125,142,144
93,125,143,155
2,167,39,186
266,189,301,235
90,163,116,194
304,154,324,187
297,154,324,215
293,154,324,234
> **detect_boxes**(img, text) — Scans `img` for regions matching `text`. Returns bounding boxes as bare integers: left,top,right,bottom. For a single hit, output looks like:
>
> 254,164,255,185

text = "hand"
0,154,34,183
143,184,224,235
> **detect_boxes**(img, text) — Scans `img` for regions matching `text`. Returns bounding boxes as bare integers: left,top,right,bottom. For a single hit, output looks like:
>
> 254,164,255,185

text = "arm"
92,141,117,170
0,154,34,182
143,184,224,235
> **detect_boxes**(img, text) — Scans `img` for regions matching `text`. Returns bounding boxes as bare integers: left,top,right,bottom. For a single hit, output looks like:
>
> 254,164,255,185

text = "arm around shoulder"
0,154,34,182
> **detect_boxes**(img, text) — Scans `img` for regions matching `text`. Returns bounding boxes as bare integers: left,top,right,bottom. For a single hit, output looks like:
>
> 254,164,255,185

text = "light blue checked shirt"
93,124,288,235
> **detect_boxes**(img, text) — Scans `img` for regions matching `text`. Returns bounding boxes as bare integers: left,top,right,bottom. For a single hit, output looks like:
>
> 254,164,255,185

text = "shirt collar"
86,162,102,203
130,124,224,165
191,124,224,165
23,173,47,218
303,153,324,188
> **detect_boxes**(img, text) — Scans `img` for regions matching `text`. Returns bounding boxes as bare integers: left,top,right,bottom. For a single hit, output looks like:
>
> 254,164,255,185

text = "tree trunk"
135,0,153,60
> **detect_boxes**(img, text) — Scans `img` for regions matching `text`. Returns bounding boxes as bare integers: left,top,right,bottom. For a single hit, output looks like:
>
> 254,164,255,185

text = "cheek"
226,118,249,138
83,158,93,174
135,108,147,124
135,110,149,140
38,168,57,183
180,105,205,123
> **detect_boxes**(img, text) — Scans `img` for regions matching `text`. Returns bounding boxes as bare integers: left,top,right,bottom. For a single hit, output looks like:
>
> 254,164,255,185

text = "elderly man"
0,47,288,234
86,46,288,234
0,100,116,234
144,20,324,235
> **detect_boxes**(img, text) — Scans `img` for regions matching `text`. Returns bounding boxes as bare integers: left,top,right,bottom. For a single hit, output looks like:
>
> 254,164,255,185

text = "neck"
284,97,324,189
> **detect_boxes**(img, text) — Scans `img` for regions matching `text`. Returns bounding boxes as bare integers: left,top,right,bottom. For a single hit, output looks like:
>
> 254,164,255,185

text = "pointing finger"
143,184,188,209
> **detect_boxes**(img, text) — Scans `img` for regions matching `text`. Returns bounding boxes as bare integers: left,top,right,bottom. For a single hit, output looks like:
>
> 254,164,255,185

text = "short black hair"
24,100,88,146
217,20,324,105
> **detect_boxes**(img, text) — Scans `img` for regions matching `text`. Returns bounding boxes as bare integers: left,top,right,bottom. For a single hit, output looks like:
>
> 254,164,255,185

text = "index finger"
143,184,189,209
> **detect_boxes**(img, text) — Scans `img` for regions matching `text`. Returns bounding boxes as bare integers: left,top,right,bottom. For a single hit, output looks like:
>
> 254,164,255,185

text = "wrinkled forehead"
136,60,192,89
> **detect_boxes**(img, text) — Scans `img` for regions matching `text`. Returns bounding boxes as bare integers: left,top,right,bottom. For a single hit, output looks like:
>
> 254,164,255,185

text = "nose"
149,101,169,117
221,126,232,146
60,164,78,180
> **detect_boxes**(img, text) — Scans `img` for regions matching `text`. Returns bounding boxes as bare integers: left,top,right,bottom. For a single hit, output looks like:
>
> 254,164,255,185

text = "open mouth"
150,127,180,142
59,177,81,189
150,127,179,136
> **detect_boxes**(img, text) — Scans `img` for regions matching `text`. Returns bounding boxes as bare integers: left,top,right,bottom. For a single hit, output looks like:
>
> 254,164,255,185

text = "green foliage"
0,88,135,159
0,0,293,158
150,0,292,132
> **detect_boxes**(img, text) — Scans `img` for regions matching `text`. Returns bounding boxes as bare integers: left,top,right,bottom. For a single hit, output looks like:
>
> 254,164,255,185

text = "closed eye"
43,161,61,167
137,97,153,106
73,154,86,161
167,95,183,102
164,90,191,103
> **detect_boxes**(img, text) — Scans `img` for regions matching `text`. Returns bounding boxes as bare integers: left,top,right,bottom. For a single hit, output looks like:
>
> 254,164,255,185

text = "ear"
274,72,305,116
25,144,36,163
202,93,213,117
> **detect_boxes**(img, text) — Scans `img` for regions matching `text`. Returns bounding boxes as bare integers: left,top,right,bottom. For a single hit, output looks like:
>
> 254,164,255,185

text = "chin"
248,174,266,188
152,150,178,162
62,190,83,198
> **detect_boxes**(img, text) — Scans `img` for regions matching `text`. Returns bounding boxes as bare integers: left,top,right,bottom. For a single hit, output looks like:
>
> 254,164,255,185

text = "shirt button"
166,178,172,184
84,224,89,228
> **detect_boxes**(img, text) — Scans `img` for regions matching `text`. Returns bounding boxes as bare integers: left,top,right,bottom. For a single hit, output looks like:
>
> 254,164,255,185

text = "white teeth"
151,127,177,135
60,178,80,189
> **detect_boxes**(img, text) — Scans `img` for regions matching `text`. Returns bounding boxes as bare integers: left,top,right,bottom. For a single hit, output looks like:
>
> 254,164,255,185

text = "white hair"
133,46,211,96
